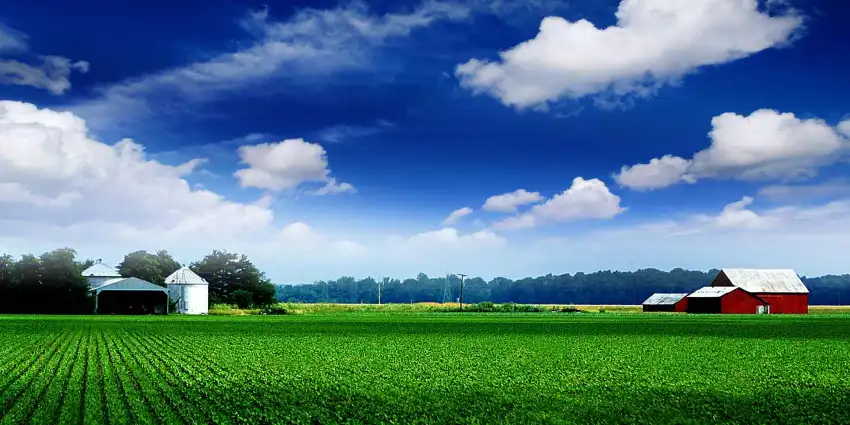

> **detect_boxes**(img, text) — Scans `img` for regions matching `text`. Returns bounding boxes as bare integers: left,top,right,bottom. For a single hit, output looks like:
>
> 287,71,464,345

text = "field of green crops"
1,314,850,425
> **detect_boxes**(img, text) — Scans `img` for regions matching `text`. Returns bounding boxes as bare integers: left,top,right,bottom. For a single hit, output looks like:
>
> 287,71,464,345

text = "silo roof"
81,263,121,277
165,266,208,285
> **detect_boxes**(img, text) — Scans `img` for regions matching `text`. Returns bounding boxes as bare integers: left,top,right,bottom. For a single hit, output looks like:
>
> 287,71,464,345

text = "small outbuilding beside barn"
92,277,169,315
686,286,768,314
710,268,808,314
642,293,689,312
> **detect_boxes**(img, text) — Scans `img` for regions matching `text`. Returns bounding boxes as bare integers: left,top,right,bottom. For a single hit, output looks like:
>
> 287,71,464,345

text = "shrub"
262,305,288,315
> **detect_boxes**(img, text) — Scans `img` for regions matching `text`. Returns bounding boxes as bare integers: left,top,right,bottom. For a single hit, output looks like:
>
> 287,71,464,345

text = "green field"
1,314,850,424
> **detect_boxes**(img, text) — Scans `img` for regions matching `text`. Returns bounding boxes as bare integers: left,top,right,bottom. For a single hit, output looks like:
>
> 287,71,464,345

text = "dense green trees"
0,248,276,314
276,269,850,306
117,250,181,286
191,250,276,307
0,248,92,313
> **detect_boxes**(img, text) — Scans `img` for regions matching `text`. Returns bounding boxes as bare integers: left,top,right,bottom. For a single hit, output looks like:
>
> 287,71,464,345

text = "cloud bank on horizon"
1,0,849,283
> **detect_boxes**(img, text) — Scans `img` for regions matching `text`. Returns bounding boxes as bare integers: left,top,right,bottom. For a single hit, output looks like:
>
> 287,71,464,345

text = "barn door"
756,305,768,315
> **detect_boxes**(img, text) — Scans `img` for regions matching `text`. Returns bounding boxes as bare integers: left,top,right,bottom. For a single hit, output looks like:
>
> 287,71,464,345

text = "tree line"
0,248,276,314
275,269,850,305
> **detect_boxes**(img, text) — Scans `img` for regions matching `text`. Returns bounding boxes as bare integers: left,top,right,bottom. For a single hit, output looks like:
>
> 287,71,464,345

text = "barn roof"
642,293,688,305
164,267,208,285
688,286,738,298
93,277,167,293
81,262,121,277
716,268,808,294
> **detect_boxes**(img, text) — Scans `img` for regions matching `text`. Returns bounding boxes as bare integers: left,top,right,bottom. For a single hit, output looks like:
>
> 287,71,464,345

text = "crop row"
2,315,850,424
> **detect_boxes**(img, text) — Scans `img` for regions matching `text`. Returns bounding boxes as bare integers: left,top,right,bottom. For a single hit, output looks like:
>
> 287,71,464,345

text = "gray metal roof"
716,268,808,294
94,277,167,293
642,293,688,305
81,263,121,277
164,267,208,285
688,286,738,298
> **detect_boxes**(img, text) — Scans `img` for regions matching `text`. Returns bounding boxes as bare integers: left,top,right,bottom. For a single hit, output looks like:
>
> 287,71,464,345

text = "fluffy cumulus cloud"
456,0,802,109
234,138,355,194
495,178,624,230
482,189,543,213
616,110,850,190
0,25,88,94
442,207,473,225
614,155,692,191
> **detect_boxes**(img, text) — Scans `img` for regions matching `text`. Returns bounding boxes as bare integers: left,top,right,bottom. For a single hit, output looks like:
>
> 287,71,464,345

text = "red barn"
711,269,809,314
642,293,688,312
686,286,768,314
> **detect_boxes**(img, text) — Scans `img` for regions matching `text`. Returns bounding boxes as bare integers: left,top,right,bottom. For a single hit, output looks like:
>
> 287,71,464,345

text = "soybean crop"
1,314,849,424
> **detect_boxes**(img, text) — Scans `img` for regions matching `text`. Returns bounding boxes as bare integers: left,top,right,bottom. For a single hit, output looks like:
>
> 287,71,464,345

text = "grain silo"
165,266,209,315
81,260,122,290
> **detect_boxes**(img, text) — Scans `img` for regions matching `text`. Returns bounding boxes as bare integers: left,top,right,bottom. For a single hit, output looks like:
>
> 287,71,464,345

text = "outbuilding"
711,269,809,314
93,277,169,315
642,293,689,312
165,266,209,315
686,286,768,314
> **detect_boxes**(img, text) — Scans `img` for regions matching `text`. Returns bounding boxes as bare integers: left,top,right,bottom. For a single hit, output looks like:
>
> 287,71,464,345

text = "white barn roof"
715,269,808,294
81,262,121,277
688,286,738,298
642,293,688,305
94,277,167,293
165,267,208,285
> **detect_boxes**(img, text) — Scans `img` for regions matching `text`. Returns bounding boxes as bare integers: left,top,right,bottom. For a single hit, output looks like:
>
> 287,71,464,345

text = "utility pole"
457,273,467,312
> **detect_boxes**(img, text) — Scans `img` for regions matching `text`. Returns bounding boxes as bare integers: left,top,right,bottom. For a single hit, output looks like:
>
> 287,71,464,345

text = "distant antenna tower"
442,273,452,304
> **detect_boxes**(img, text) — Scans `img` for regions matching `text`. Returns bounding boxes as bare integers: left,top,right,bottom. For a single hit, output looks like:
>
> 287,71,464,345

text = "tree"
117,250,181,286
191,250,275,307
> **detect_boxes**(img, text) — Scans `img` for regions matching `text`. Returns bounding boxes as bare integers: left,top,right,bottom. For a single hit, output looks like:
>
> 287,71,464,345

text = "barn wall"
720,289,766,314
756,294,809,314
643,305,675,312
687,298,721,314
674,299,688,312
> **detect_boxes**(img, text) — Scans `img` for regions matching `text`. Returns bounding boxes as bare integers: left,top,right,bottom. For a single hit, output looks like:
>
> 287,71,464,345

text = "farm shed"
686,286,768,314
93,277,169,315
642,293,688,312
81,261,122,290
165,266,209,315
711,269,809,314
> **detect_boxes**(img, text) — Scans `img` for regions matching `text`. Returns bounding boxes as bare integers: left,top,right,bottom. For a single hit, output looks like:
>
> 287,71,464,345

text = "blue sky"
1,0,849,283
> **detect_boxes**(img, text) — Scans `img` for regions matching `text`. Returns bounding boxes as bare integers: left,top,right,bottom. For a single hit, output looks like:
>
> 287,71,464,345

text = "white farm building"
81,261,122,290
165,267,209,315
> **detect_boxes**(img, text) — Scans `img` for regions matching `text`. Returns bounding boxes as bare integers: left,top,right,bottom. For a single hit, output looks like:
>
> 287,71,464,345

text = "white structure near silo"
81,261,122,290
165,266,209,315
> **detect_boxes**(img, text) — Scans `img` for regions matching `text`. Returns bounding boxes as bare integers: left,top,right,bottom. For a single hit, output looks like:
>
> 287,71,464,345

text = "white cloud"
482,189,543,212
456,0,802,109
614,155,691,190
495,177,624,230
699,196,775,230
0,56,90,95
837,119,850,138
442,207,473,225
617,110,849,190
0,100,273,239
0,24,88,95
71,1,470,129
758,180,850,202
234,138,354,194
0,24,27,53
